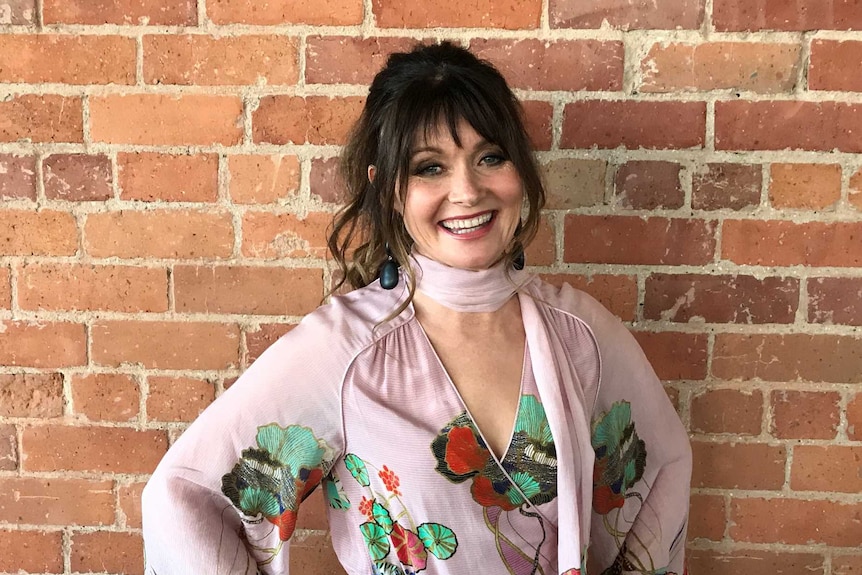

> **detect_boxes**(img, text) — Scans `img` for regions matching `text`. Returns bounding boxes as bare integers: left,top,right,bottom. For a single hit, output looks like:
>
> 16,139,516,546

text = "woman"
142,42,691,575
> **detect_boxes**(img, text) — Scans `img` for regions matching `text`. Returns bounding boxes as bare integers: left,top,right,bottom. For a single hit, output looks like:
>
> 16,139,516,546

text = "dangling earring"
379,243,400,290
512,244,525,270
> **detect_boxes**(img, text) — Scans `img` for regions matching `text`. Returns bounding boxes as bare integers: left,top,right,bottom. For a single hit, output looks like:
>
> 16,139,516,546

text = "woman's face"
399,119,524,271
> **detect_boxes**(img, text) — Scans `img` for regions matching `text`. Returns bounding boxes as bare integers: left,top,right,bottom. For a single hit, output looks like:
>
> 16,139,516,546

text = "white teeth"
441,212,493,233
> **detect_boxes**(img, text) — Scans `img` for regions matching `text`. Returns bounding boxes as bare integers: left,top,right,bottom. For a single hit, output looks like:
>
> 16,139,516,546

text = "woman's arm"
142,318,347,574
586,303,692,575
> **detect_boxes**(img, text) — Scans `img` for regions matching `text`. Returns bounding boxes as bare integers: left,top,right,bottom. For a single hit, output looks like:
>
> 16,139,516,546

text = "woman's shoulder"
278,280,410,353
525,275,620,329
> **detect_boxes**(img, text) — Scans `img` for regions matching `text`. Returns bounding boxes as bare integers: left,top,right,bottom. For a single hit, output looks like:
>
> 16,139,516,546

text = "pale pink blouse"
142,254,691,575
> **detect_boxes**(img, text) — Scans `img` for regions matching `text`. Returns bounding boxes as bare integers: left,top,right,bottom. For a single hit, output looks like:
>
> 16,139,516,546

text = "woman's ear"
367,165,376,183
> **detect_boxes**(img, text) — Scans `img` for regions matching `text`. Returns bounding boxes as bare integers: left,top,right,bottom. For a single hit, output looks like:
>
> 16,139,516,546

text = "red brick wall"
1,1,860,573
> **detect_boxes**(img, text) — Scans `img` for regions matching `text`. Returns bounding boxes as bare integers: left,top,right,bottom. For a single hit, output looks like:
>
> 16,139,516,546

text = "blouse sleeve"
141,313,348,575
586,302,692,575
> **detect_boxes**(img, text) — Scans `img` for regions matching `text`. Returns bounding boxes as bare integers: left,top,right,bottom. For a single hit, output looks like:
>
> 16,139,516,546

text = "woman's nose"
447,166,483,206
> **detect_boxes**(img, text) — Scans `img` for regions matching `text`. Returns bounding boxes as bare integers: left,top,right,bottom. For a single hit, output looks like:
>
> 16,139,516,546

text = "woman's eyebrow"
410,145,444,157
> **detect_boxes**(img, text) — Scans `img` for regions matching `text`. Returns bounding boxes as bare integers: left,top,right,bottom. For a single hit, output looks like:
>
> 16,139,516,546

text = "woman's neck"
408,251,530,334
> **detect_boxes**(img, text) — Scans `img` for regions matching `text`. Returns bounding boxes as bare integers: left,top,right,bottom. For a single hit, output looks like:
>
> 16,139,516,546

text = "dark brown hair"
327,41,546,300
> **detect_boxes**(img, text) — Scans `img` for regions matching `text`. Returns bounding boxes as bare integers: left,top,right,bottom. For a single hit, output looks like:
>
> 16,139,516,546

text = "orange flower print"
378,465,402,496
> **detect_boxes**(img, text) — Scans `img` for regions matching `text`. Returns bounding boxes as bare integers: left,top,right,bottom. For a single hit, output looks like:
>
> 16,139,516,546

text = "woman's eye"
414,163,442,176
480,153,506,166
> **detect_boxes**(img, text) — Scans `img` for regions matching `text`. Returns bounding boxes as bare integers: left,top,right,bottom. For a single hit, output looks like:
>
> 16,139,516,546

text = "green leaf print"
256,424,325,471
372,501,394,534
417,523,458,559
360,522,391,560
344,453,370,486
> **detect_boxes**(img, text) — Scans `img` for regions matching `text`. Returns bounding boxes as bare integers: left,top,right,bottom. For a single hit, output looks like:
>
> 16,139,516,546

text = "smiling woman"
141,42,692,575
400,119,524,271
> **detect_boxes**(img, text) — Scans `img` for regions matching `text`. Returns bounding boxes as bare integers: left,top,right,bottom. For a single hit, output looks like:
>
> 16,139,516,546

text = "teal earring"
379,244,399,290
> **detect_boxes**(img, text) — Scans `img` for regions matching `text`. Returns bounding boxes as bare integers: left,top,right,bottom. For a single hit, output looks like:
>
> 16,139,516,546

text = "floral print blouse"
142,255,691,575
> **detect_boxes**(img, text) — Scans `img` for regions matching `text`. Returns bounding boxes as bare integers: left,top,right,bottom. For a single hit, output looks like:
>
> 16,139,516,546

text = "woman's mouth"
439,211,495,235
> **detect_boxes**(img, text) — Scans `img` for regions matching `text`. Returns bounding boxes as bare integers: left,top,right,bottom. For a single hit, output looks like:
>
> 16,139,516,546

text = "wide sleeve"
585,299,692,575
141,313,348,575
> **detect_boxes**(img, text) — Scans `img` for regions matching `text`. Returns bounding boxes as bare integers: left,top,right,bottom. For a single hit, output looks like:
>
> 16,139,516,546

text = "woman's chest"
324,331,559,574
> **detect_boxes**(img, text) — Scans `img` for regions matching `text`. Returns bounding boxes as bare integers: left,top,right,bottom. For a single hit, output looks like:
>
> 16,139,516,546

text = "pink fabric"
142,257,691,575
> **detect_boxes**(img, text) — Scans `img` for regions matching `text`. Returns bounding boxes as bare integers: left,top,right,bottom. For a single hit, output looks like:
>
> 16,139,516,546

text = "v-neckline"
413,314,529,463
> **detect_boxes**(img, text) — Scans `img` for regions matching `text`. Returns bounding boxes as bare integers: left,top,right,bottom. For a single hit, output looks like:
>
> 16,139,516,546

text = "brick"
119,482,145,528
792,445,862,493
0,373,63,418
692,163,762,210
849,394,862,441
0,424,15,471
245,323,295,365
631,331,709,380
43,154,112,201
640,42,800,93
471,39,623,91
0,154,36,200
208,0,362,25
310,157,346,204
118,153,218,203
44,0,196,25
716,101,862,153
90,94,243,146
835,557,862,575
23,425,168,474
0,0,35,24
614,161,683,209
692,441,786,489
521,100,553,151
145,35,298,86
0,477,114,525
306,36,417,85
851,167,862,210
174,265,323,316
147,376,215,422
540,274,637,322
687,550,826,575
714,0,862,31
564,215,716,265
769,163,842,209
0,209,77,256
0,94,83,143
85,210,233,259
809,277,862,325
242,211,331,259
644,273,799,324
71,374,139,423
92,321,240,370
374,0,540,29
526,216,555,267
0,35,135,84
810,40,862,91
550,0,704,29
688,494,725,541
0,266,9,310
722,220,862,267
691,389,763,435
0,530,63,572
296,488,329,530
72,531,144,575
713,334,862,383
771,390,840,440
541,158,605,210
0,321,86,368
730,498,862,546
229,154,300,204
253,96,363,145
562,101,705,149
19,263,168,313
290,531,348,574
